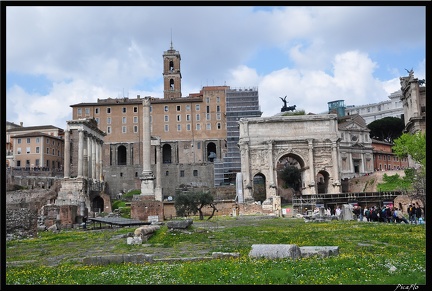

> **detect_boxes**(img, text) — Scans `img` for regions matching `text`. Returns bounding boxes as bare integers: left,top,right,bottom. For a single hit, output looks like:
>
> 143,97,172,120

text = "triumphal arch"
238,114,342,203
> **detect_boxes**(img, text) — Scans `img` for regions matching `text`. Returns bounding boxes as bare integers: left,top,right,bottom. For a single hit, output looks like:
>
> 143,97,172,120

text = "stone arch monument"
238,114,342,204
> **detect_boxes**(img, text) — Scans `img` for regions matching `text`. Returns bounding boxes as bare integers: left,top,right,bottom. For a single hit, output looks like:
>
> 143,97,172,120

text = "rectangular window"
77,108,82,116
177,124,181,131
206,106,210,113
122,126,127,133
58,150,60,156
107,126,111,134
206,97,210,103
95,117,99,124
193,170,198,177
46,138,49,144
186,105,191,111
17,138,21,144
122,116,127,124
164,105,169,112
206,113,211,120
195,104,200,111
26,138,31,143
180,170,184,177
107,117,111,124
52,149,55,155
186,124,191,131
196,114,200,121
186,114,191,121
177,105,181,111
26,147,30,154
133,116,138,123
17,148,21,154
36,147,40,153
216,113,221,120
206,123,211,130
46,148,49,154
107,107,111,114
122,107,127,113
36,137,40,143
177,115,181,122
197,142,201,149
217,122,221,129
95,108,99,114
85,108,90,115
16,160,21,167
165,171,169,176
134,106,138,113
164,115,169,122
164,124,169,132
35,159,40,166
216,96,220,103
196,124,201,130
134,125,138,133
217,105,220,112
26,160,30,167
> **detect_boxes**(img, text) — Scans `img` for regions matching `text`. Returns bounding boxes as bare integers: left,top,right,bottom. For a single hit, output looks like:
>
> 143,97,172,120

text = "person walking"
408,204,416,224
358,205,363,222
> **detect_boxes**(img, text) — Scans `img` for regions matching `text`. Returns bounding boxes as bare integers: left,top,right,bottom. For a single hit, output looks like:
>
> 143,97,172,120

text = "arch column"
307,139,316,194
240,141,253,202
267,140,277,197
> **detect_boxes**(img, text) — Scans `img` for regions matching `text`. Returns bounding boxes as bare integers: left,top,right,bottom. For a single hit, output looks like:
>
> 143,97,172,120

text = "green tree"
392,132,426,213
174,191,217,220
393,132,426,170
279,165,302,191
367,116,405,143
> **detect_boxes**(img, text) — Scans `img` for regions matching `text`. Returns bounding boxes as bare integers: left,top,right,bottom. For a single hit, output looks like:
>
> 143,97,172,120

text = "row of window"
77,103,222,117
14,159,61,169
16,147,62,156
377,155,407,161
94,112,224,126
376,164,407,171
16,137,60,146
104,122,223,134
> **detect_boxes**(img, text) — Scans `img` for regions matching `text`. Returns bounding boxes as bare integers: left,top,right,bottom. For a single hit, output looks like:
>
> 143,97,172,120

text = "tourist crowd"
352,203,424,224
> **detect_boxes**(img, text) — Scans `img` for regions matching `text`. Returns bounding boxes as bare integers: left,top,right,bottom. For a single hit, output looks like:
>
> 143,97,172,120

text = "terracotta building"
6,124,65,171
371,138,409,171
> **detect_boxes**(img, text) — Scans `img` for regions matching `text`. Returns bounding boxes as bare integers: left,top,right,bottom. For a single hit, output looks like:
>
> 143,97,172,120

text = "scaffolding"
292,191,402,213
214,87,262,186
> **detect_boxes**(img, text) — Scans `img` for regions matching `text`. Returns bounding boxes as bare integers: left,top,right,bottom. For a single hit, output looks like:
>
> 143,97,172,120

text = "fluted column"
95,139,100,181
77,129,84,178
64,130,70,178
91,138,96,180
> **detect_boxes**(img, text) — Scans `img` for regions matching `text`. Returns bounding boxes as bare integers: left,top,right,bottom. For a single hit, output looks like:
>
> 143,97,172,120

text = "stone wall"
5,206,39,240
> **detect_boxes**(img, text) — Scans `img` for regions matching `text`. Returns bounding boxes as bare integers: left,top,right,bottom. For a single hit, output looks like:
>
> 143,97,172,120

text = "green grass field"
5,216,426,285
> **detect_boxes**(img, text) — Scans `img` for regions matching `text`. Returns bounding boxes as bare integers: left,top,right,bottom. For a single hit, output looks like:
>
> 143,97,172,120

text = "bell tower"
163,41,182,99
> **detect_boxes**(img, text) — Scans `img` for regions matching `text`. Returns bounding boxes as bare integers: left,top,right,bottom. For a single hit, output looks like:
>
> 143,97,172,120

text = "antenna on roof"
170,28,173,50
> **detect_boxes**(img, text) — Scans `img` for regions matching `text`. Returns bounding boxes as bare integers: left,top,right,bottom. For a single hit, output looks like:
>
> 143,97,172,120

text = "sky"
4,5,427,129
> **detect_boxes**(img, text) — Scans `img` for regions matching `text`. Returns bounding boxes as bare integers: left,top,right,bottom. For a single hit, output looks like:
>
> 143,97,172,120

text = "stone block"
249,244,301,260
299,246,339,258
